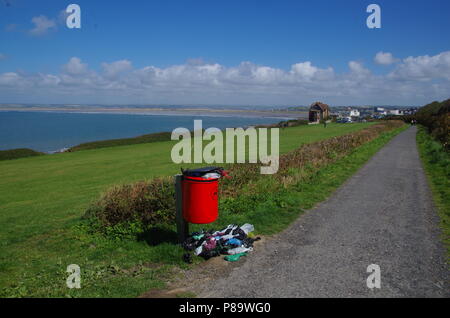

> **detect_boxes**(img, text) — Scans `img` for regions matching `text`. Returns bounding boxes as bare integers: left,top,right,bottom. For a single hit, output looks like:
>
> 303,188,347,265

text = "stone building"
309,102,330,123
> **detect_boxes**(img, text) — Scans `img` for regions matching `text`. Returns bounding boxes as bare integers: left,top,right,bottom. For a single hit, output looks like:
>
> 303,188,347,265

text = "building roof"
309,102,330,112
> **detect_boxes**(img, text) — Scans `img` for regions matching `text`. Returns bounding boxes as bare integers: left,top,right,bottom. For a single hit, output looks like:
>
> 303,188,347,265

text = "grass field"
0,122,382,297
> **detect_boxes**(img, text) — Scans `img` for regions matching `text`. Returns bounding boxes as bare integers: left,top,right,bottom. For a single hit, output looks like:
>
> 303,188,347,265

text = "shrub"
415,99,449,150
85,177,175,231
278,119,309,128
0,148,44,161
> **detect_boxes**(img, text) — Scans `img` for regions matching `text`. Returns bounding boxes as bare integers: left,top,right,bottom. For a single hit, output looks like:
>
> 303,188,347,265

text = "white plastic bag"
227,246,253,255
194,245,203,256
202,172,221,179
240,223,254,235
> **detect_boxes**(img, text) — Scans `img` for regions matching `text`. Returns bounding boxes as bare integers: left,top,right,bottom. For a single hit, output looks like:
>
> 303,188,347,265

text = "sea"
0,111,286,153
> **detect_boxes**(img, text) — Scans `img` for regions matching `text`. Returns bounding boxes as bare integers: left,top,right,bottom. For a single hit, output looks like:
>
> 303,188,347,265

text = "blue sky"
0,0,449,106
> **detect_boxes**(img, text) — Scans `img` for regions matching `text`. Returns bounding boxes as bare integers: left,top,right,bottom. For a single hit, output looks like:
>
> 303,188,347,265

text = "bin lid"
182,166,224,178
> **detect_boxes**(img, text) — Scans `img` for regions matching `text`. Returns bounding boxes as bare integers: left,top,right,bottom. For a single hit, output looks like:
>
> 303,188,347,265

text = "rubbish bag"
225,238,242,247
241,223,254,235
227,246,253,255
181,166,227,179
182,237,197,251
242,237,261,248
224,252,247,262
182,223,258,262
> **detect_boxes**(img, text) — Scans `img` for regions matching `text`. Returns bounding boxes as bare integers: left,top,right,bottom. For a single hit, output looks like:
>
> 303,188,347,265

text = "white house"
388,109,401,116
349,109,360,117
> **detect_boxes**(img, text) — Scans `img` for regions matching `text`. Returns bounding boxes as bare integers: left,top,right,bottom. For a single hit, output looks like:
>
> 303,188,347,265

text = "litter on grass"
182,224,260,262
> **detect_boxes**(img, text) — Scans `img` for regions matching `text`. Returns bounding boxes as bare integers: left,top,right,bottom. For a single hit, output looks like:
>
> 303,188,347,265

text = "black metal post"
175,174,189,243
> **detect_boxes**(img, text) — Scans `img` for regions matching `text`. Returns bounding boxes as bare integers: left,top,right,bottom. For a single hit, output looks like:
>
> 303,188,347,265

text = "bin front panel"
182,177,219,224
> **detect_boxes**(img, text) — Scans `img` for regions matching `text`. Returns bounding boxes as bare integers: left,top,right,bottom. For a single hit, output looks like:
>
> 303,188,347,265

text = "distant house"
373,107,387,116
337,107,360,120
387,109,401,116
403,108,418,115
349,109,360,117
309,102,330,123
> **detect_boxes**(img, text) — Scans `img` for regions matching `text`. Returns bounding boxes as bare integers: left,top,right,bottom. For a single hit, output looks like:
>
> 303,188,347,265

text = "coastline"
0,108,305,155
0,106,306,121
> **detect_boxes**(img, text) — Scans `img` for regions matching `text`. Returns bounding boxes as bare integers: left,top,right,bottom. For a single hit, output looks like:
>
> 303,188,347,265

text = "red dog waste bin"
181,167,224,224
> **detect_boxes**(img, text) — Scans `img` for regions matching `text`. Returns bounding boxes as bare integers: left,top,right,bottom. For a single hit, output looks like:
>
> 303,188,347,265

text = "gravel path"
197,127,449,297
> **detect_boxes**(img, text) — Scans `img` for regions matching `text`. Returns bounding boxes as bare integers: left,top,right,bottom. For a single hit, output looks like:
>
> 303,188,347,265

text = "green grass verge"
416,126,450,258
1,123,384,297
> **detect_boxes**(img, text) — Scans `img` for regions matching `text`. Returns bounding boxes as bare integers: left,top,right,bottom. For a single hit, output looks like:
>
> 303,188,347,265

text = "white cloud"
0,72,21,86
348,61,371,76
37,74,61,87
374,52,399,65
102,60,133,78
62,57,89,75
29,15,56,36
291,61,317,77
389,51,450,81
1,52,449,105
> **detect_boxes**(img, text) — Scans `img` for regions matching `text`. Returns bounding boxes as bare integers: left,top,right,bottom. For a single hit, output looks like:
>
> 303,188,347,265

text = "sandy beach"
0,105,307,120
